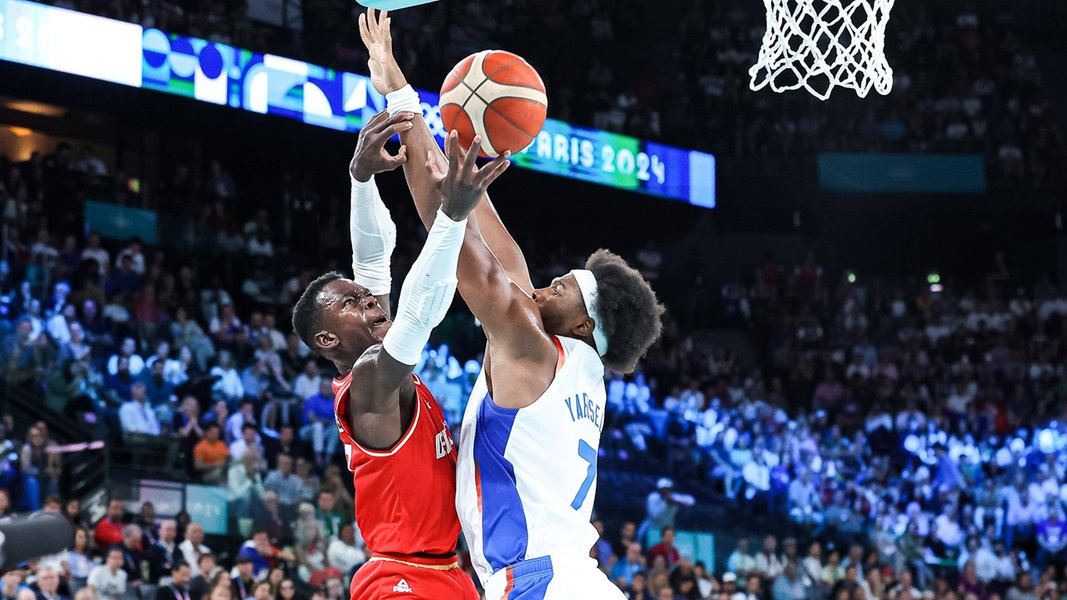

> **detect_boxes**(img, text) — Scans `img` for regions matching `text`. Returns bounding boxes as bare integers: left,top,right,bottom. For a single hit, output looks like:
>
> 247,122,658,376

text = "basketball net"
749,0,894,100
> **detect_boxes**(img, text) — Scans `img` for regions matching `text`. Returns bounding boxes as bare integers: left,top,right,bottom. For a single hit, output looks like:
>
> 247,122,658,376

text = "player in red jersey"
291,110,509,599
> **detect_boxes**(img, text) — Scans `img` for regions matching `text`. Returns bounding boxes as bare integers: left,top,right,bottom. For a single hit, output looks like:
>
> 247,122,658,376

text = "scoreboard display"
0,0,715,208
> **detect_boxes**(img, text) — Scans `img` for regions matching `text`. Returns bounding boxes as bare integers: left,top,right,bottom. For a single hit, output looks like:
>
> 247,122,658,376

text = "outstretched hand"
427,131,511,222
349,110,414,182
358,8,408,96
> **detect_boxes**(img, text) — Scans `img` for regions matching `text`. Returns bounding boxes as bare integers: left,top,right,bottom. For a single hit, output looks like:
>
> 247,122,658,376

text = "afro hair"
586,249,665,374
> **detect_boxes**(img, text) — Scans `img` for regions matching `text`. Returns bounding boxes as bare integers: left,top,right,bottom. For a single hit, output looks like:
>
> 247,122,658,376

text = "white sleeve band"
386,85,422,117
350,174,396,297
382,209,466,366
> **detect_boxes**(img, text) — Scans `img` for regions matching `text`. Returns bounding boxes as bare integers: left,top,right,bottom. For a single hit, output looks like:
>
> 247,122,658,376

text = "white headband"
570,269,608,357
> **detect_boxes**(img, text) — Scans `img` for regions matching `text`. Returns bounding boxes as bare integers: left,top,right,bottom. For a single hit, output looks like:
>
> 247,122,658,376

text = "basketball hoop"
355,0,438,9
749,0,895,100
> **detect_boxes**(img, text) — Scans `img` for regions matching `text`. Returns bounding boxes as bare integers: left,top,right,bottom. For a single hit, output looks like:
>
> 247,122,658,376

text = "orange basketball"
439,50,548,158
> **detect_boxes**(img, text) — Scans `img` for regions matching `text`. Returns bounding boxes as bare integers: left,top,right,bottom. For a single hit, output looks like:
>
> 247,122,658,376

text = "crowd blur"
27,0,1067,188
589,250,1067,598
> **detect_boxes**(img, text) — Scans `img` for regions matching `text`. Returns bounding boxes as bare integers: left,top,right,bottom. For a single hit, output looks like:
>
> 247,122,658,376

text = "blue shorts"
484,555,625,600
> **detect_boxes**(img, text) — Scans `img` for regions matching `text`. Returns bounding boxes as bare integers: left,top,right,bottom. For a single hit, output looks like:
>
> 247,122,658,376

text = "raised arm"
344,123,510,447
347,109,414,318
359,9,552,364
358,9,534,292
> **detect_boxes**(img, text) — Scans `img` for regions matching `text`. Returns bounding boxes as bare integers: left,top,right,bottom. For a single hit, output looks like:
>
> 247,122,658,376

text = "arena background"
2,0,1067,599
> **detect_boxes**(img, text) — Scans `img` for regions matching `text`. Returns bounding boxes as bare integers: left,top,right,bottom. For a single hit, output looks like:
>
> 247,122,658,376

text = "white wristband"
386,85,421,118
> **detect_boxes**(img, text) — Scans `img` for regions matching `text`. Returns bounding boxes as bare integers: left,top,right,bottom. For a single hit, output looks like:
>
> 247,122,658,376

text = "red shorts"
350,553,479,600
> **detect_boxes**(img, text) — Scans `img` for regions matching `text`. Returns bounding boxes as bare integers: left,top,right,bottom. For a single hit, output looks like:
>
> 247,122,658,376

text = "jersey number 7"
570,439,596,510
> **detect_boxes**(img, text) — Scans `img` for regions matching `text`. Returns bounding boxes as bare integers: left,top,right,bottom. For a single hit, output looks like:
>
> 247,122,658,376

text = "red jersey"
333,373,461,556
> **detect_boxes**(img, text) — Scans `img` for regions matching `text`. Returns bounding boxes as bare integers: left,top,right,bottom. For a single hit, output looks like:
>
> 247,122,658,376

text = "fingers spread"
478,152,511,187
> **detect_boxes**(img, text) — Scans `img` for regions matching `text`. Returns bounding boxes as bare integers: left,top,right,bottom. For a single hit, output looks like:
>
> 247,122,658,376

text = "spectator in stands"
209,305,242,347
66,527,94,591
293,458,319,503
113,524,146,586
259,394,300,441
314,490,343,542
255,490,294,548
206,161,236,201
153,562,190,600
147,519,180,584
1006,572,1036,600
81,233,109,278
1,569,22,600
292,361,320,401
728,538,757,579
1036,510,1067,571
106,255,141,299
292,518,328,583
755,535,785,583
142,360,177,420
640,478,695,545
179,523,212,578
137,501,159,546
193,423,229,484
772,562,806,600
647,527,681,570
103,356,136,405
115,238,145,275
739,574,762,600
230,555,256,600
611,542,646,588
327,523,364,576
229,423,264,464
237,531,295,582
210,351,244,405
87,547,127,600
263,454,301,514
263,426,305,469
228,448,265,524
119,382,161,438
94,499,125,551
300,379,337,468
34,566,67,600
225,400,257,445
188,554,216,600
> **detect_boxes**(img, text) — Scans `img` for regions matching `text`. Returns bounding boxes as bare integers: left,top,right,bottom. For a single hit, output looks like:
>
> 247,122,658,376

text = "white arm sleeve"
381,209,466,365
350,174,396,296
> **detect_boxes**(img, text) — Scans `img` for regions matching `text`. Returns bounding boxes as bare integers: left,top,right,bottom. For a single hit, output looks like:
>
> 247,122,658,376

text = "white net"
749,0,895,100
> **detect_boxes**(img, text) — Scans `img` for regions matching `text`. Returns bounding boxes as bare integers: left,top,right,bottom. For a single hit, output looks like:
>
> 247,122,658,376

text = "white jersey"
456,335,615,593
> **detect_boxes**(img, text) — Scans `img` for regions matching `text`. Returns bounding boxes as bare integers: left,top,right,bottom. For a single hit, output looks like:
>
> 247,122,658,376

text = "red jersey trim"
334,374,424,458
552,336,566,374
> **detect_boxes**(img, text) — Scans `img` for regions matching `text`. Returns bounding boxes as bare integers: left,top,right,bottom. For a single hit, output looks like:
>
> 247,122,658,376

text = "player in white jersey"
360,10,666,598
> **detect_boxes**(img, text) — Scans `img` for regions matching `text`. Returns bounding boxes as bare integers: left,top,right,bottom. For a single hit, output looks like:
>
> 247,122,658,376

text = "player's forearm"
349,176,395,298
381,207,467,367
398,114,446,232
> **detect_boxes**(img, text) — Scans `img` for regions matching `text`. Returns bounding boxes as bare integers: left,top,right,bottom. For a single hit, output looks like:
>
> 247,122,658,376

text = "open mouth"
372,315,390,327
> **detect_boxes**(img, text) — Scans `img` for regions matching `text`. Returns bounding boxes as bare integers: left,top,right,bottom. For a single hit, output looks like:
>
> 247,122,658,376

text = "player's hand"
349,110,414,182
359,8,408,95
428,130,510,222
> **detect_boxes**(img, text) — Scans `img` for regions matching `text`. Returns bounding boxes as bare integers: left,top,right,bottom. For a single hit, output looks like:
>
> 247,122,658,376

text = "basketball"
439,50,548,158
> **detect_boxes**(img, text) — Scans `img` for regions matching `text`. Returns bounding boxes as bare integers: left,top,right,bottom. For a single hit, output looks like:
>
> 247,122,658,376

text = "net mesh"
749,0,895,100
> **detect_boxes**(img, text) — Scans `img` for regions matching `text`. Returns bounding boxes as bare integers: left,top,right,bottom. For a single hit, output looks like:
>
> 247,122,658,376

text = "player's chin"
370,320,393,340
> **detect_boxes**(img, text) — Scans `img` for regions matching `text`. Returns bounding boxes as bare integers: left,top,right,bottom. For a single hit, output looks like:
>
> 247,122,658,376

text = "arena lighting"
846,271,856,284
0,0,716,207
3,99,66,117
